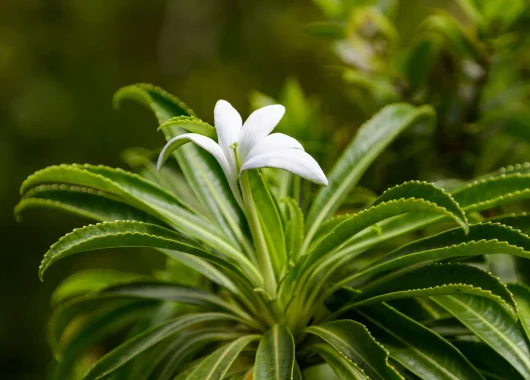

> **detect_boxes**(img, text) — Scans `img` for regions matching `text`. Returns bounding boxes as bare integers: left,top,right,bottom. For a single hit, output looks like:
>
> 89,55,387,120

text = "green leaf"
254,325,295,380
309,343,368,379
453,341,524,380
38,221,258,289
346,223,530,284
184,335,260,380
249,170,286,275
422,11,483,61
82,313,239,380
337,170,530,261
306,197,468,269
159,249,238,293
487,213,530,235
306,320,402,380
114,84,246,254
15,184,163,225
112,303,181,380
305,103,435,242
432,294,530,378
50,301,156,380
158,116,216,138
51,269,146,305
463,0,524,33
404,35,442,93
100,281,255,324
48,297,131,356
283,197,304,261
121,147,206,216
17,179,236,291
336,263,515,312
371,181,468,232
354,303,485,380
20,164,245,264
149,329,244,380
82,164,241,246
113,83,196,122
478,163,530,180
507,283,530,341
453,173,530,213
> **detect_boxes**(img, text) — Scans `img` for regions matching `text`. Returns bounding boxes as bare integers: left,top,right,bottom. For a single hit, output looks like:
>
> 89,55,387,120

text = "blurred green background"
2,0,530,378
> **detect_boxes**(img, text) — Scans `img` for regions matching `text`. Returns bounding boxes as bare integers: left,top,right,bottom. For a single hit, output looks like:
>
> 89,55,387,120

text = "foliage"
311,0,530,181
16,83,530,379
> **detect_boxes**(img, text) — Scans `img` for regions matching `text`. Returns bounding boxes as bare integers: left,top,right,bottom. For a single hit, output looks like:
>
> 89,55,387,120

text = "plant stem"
240,171,278,298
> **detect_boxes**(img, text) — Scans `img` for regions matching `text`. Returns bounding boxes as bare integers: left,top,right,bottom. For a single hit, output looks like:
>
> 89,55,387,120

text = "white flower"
157,100,328,204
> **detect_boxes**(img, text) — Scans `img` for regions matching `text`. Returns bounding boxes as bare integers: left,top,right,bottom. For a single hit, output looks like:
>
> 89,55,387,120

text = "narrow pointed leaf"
345,264,515,311
306,197,469,269
51,269,146,305
488,213,530,235
100,281,254,323
121,147,206,216
316,180,468,245
306,320,402,379
113,83,196,121
354,303,485,380
114,84,246,252
453,173,530,213
15,184,164,225
423,12,483,60
17,180,236,291
309,343,368,379
149,329,242,380
507,283,530,340
20,164,246,264
254,325,295,380
371,181,468,232
185,335,260,380
50,301,156,380
83,313,239,380
158,116,216,138
336,171,530,260
284,197,304,260
249,170,286,275
49,297,134,355
432,294,530,378
81,164,244,249
160,249,237,293
38,221,258,288
478,162,530,180
453,341,524,380
306,103,435,242
334,223,530,292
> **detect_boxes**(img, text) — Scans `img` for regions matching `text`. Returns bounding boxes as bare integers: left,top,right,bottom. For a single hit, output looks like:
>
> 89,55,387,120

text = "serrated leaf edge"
38,220,185,280
113,83,197,120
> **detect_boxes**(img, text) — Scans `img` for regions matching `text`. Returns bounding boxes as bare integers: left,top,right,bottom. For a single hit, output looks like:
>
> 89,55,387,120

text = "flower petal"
241,148,328,186
238,105,285,161
214,99,242,155
157,133,244,208
157,133,236,181
246,133,304,162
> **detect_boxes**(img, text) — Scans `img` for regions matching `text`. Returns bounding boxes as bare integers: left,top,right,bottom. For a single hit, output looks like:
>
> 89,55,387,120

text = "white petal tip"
270,104,286,116
215,99,231,107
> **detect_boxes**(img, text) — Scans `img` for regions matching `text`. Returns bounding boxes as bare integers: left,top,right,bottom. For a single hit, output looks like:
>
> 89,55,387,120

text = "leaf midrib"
358,311,469,380
309,326,385,379
438,295,530,375
306,109,422,243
